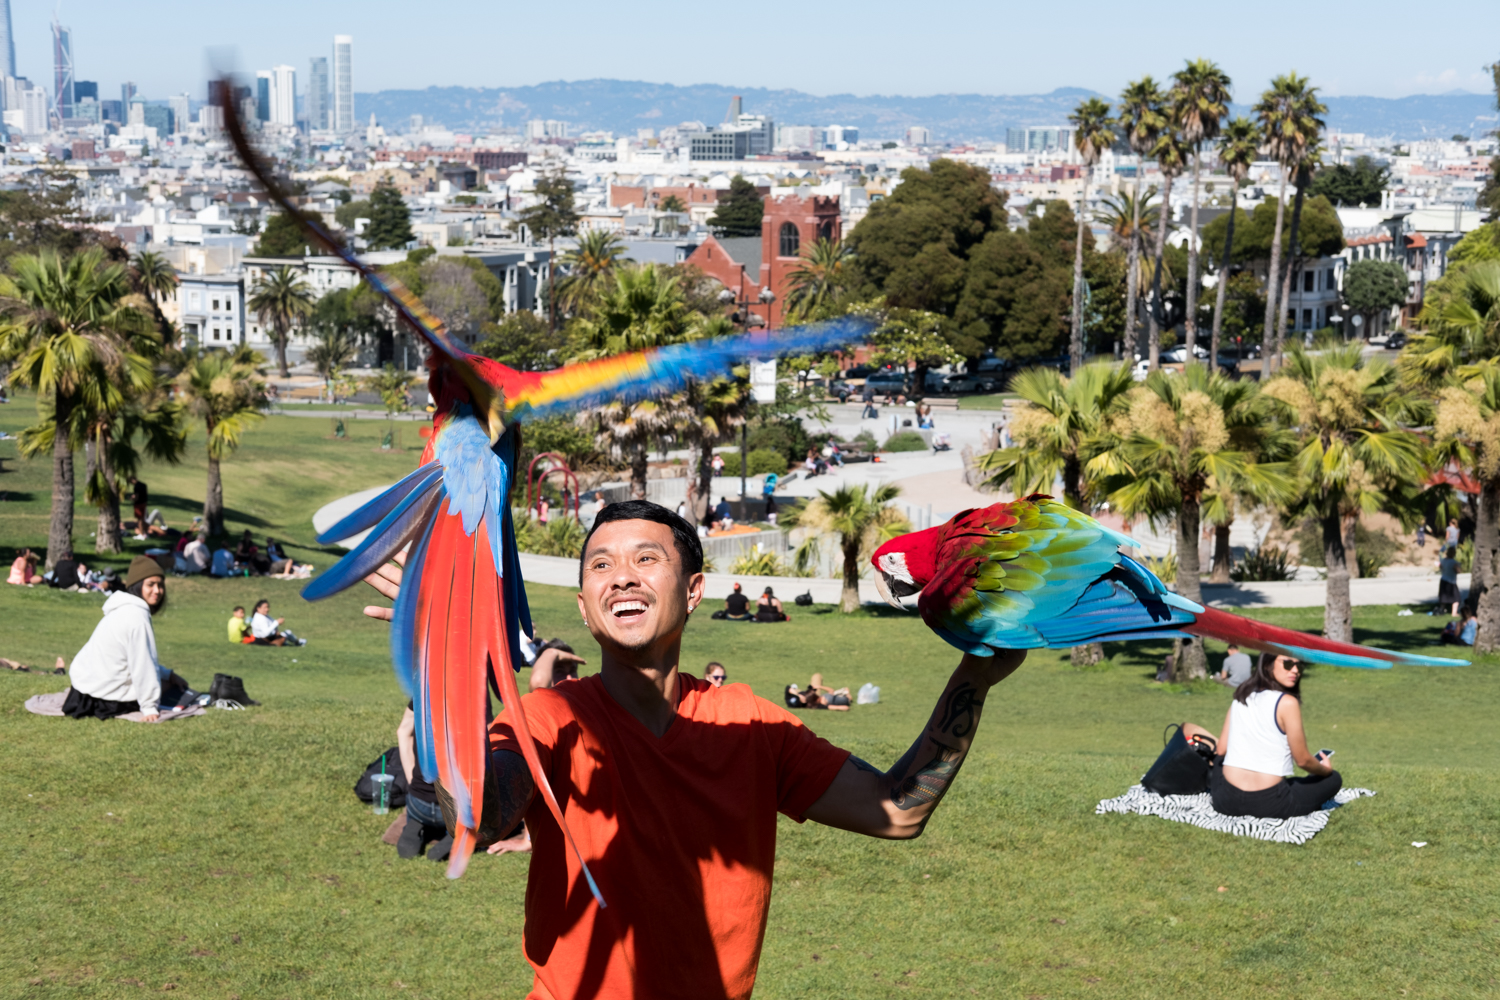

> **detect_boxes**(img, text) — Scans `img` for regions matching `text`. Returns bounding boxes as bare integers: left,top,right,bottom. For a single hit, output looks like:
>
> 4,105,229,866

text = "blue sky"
20,0,1500,103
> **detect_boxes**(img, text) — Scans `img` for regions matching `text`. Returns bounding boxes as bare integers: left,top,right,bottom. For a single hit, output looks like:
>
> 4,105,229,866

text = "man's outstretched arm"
804,650,1025,839
363,556,536,852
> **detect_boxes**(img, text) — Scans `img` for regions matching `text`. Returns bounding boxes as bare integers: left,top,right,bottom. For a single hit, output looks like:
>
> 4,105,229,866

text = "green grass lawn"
956,392,1018,411
3,391,1498,999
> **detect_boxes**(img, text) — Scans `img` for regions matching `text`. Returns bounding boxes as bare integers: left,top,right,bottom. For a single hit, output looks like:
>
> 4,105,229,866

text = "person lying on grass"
1182,653,1341,821
359,499,1025,1000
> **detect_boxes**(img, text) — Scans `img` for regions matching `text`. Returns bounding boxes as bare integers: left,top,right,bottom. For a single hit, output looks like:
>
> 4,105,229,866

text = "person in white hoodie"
64,556,179,721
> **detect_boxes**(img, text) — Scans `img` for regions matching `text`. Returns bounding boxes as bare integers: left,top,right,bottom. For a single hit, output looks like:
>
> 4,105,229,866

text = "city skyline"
10,0,1500,105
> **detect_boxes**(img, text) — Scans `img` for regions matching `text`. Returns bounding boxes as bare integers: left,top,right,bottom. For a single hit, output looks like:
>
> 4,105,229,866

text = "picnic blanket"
1096,783,1376,845
24,690,206,723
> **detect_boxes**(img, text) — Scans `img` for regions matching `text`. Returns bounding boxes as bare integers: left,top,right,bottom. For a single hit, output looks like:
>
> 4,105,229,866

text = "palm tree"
1433,369,1500,651
1254,73,1325,377
175,349,268,536
1275,142,1328,358
1260,345,1427,642
1145,127,1188,371
1208,117,1261,365
797,483,909,613
305,325,358,401
1170,59,1233,360
1403,261,1500,385
1099,189,1159,357
248,265,316,378
558,229,630,317
1067,97,1118,371
1098,364,1292,679
0,249,154,568
87,393,187,552
784,238,854,322
132,249,180,341
1116,77,1168,360
978,362,1135,509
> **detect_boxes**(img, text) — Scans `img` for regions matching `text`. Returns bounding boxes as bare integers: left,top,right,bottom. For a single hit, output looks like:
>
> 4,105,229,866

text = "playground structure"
526,452,581,522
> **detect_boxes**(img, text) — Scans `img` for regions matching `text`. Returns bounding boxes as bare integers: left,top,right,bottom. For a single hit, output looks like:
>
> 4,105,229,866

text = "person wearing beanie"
63,556,181,720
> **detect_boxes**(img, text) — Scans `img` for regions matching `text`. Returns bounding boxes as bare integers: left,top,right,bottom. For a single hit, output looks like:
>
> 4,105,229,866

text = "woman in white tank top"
1183,654,1341,820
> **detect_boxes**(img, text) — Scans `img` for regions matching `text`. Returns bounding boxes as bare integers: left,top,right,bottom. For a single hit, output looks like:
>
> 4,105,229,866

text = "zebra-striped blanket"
1096,784,1376,844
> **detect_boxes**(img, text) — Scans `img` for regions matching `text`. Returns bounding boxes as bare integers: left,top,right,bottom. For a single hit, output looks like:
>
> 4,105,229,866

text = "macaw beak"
874,570,910,612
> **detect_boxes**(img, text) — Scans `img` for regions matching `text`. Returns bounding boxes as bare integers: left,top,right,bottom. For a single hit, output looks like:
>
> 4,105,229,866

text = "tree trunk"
1173,497,1208,681
1474,478,1500,653
1343,511,1360,580
1147,173,1174,372
1183,151,1203,359
840,537,861,614
1209,188,1238,368
275,321,291,378
205,451,225,537
46,396,76,570
1275,182,1308,362
1069,165,1090,372
1123,223,1142,359
1210,520,1233,583
1322,511,1353,643
629,440,648,501
96,430,123,554
1260,171,1288,379
1062,454,1082,510
548,235,557,333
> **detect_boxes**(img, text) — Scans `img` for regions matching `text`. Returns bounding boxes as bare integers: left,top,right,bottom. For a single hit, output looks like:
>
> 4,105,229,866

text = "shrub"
1294,518,1400,573
746,418,810,465
849,430,878,453
742,448,788,477
1141,551,1177,584
512,511,586,558
730,550,788,575
1231,544,1296,582
882,430,928,452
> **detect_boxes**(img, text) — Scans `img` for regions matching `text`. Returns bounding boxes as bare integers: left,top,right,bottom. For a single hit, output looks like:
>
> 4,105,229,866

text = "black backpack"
1141,724,1217,796
354,747,410,808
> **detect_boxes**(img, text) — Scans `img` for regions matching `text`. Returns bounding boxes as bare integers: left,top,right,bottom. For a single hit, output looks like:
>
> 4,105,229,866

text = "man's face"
578,520,704,655
141,577,164,610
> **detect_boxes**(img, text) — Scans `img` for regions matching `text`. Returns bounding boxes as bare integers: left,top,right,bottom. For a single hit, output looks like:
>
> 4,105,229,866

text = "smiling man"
362,500,1024,1000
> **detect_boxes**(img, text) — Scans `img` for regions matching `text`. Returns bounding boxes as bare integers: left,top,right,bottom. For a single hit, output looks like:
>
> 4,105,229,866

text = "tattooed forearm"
891,741,965,810
937,682,983,738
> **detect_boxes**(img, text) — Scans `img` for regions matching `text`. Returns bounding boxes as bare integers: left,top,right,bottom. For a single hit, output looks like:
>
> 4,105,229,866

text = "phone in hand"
1317,748,1335,761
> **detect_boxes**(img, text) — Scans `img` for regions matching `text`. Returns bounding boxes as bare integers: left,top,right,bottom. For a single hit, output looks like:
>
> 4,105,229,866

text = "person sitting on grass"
250,599,306,646
8,548,41,586
714,496,734,532
713,582,752,620
755,586,787,622
1216,644,1253,687
1182,654,1341,820
238,531,271,576
396,702,460,861
210,544,238,578
807,672,851,710
227,606,253,644
177,532,210,576
63,556,187,721
356,499,1026,999
1441,609,1478,646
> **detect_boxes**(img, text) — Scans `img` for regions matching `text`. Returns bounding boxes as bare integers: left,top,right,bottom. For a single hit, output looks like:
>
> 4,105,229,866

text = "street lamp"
718,285,778,507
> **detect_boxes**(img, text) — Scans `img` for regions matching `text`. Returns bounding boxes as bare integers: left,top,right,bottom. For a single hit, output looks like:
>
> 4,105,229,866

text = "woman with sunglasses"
1191,653,1341,819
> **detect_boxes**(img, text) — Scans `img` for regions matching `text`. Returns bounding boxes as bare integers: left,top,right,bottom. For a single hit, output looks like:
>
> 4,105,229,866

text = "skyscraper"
0,0,14,79
168,94,190,134
256,71,271,122
51,18,73,118
121,81,136,105
332,35,353,132
307,56,328,130
270,65,296,125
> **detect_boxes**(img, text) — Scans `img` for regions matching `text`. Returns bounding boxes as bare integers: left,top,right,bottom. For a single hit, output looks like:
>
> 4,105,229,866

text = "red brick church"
683,193,841,329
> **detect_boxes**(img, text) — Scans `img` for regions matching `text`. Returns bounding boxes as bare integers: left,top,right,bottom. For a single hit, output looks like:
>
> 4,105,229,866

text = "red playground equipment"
525,452,581,522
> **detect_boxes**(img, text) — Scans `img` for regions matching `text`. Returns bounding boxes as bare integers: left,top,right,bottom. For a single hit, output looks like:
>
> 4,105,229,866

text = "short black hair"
579,500,703,586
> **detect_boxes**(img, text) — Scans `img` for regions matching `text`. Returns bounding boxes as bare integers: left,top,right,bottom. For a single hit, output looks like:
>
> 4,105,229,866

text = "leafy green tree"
1098,188,1159,354
365,180,415,251
1401,260,1493,385
519,168,580,331
0,172,109,265
558,229,630,317
1261,346,1426,642
1067,96,1118,371
1254,73,1327,375
131,250,179,338
175,349,268,536
0,249,155,566
1099,365,1291,679
796,483,909,613
707,175,764,238
784,238,854,322
1170,59,1233,359
846,159,1005,315
658,194,687,213
1307,156,1391,207
248,265,316,377
476,310,567,371
868,309,964,391
1208,116,1260,362
255,211,319,256
954,225,1070,361
419,258,490,342
334,198,373,231
1344,258,1409,335
305,325,358,401
1116,77,1169,358
365,363,417,445
1432,370,1500,649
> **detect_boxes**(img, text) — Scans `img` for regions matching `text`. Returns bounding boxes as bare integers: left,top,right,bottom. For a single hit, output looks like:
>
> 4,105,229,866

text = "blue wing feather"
301,471,445,602
315,462,442,545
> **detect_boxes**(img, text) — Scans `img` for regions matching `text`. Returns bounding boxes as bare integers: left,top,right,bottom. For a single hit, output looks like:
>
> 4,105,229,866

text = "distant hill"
353,80,1498,145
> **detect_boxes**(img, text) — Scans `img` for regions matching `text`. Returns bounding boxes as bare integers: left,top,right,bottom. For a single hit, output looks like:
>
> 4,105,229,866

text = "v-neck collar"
597,671,690,749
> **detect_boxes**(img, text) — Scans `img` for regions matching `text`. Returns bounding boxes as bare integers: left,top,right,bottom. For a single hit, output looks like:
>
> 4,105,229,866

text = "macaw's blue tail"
1185,606,1470,669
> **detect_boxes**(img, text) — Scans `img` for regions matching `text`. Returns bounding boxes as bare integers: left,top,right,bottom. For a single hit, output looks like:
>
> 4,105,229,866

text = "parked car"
1386,331,1407,350
843,364,878,380
1130,359,1182,381
864,370,913,395
938,372,1001,393
1016,355,1071,375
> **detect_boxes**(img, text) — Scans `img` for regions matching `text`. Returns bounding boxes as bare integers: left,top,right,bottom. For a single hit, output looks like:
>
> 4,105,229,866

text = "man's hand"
804,649,1026,839
362,550,407,623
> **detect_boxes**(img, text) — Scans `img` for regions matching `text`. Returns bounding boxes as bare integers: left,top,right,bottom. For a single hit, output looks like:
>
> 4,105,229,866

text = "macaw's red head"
871,526,941,610
428,352,539,420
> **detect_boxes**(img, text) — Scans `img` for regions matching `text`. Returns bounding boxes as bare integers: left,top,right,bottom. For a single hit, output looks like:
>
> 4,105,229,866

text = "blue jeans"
405,794,444,827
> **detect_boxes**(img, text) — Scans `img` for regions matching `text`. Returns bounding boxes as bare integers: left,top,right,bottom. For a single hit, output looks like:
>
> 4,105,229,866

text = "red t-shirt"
488,672,849,1000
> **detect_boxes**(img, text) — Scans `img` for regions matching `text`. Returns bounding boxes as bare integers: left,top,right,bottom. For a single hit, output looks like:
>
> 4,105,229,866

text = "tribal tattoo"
936,682,983,738
891,740,965,810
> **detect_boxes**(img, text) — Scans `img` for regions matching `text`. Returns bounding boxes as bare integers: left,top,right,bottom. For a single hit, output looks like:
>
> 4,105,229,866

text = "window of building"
1325,267,1335,289
1303,271,1314,293
818,222,834,244
189,291,201,310
1302,308,1313,329
779,222,800,258
212,328,219,341
212,298,220,311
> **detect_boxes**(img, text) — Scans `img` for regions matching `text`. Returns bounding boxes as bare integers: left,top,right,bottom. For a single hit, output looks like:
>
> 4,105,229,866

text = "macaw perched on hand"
872,495,1467,669
217,79,871,894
